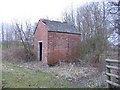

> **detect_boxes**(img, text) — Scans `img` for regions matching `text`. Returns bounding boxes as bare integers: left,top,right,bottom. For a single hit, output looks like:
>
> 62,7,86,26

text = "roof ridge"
38,19,81,34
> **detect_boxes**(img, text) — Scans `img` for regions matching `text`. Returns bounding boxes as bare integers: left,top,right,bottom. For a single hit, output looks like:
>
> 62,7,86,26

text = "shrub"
2,48,36,62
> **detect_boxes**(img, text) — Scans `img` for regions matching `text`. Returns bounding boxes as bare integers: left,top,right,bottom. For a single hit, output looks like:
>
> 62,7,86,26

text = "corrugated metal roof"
41,19,80,34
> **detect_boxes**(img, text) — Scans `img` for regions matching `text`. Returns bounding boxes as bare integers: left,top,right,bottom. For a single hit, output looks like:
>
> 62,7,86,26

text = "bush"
2,48,36,62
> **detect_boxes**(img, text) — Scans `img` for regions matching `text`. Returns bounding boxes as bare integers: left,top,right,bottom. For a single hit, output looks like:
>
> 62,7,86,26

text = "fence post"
105,59,120,88
107,62,112,88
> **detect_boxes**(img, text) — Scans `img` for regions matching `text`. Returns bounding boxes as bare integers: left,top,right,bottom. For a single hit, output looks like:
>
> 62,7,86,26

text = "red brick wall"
34,20,48,63
47,31,81,64
34,20,81,64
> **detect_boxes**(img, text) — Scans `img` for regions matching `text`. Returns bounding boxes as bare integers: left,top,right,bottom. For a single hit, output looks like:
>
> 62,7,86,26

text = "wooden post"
107,62,112,88
105,59,120,88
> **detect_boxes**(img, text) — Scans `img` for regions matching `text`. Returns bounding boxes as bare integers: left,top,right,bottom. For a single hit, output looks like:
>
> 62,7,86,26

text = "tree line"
1,21,35,48
1,1,119,62
62,1,119,62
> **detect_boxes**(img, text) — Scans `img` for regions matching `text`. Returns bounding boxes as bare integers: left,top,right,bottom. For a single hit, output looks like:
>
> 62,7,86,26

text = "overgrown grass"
2,59,108,88
2,60,71,88
1,45,24,49
0,45,2,49
75,74,107,88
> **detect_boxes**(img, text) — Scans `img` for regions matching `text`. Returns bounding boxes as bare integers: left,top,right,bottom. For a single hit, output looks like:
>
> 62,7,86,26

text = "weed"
2,60,72,88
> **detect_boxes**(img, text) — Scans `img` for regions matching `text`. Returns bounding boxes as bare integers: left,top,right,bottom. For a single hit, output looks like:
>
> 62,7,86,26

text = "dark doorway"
39,42,42,61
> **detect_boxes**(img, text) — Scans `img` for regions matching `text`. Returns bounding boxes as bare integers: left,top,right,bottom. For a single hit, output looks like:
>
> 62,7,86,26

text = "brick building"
34,19,81,64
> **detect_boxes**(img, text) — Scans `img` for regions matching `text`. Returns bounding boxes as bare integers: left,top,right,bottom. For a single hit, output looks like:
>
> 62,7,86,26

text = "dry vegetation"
2,48,98,81
1,0,119,88
22,61,98,81
2,48,36,63
2,48,105,81
2,46,119,88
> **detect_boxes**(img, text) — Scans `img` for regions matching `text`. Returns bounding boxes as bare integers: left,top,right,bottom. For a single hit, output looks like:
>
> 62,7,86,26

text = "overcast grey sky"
0,0,102,24
0,0,118,44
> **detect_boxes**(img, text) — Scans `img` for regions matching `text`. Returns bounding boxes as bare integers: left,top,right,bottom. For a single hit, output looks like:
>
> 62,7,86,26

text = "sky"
0,0,96,41
0,0,101,24
0,0,118,45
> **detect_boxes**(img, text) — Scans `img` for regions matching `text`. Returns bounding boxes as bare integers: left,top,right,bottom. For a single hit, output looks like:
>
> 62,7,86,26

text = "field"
0,45,24,49
2,60,71,88
2,60,107,88
1,48,111,88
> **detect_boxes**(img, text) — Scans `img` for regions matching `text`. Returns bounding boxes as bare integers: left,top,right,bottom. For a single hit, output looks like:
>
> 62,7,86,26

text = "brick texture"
34,20,48,63
34,20,81,64
47,32,81,64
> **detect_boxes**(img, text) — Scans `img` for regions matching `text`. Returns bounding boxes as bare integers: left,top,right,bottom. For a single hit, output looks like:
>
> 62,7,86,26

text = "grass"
2,59,108,88
0,45,24,49
2,60,71,88
0,45,2,49
2,60,108,88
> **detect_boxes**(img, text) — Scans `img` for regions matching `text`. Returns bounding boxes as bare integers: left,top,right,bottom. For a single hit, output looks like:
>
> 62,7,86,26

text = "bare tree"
77,2,110,62
15,21,35,61
6,25,9,48
1,23,4,42
62,2,111,62
108,0,120,60
62,8,75,26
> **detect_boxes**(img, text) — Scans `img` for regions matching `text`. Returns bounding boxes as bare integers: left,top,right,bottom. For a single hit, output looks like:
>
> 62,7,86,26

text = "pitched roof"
41,19,80,34
34,19,81,34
